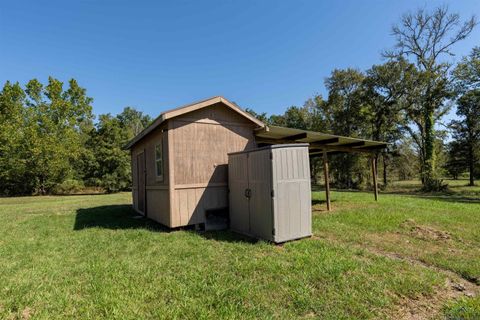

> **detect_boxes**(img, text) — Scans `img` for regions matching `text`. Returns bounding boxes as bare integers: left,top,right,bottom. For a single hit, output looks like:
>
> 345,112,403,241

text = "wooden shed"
125,96,388,229
124,96,264,228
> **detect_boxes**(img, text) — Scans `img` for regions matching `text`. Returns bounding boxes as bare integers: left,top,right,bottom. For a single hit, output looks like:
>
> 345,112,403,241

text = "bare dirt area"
388,278,478,320
400,219,451,242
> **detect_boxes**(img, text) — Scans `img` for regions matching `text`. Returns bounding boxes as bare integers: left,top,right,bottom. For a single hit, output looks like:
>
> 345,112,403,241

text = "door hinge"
269,152,273,160
272,228,276,236
271,190,274,197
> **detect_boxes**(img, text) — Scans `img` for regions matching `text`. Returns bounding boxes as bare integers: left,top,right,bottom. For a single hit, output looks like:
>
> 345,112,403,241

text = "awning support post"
323,151,331,211
371,156,378,201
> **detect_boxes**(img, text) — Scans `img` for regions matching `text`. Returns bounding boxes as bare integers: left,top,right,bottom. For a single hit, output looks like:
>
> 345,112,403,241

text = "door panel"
137,152,146,214
272,147,312,242
228,154,250,233
248,151,272,240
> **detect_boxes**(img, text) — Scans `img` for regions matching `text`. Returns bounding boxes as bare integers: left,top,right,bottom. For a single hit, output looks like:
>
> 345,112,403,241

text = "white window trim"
155,142,164,182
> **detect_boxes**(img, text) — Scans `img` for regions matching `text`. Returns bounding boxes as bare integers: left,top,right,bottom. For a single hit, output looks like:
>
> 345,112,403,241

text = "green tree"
325,68,365,136
324,68,366,188
245,108,269,124
391,138,420,181
85,107,151,192
453,46,480,93
449,90,480,186
444,140,467,180
303,95,331,133
277,105,312,130
450,47,480,186
386,6,477,189
267,114,287,127
0,81,31,194
362,59,416,186
23,77,94,194
85,114,130,192
117,106,152,136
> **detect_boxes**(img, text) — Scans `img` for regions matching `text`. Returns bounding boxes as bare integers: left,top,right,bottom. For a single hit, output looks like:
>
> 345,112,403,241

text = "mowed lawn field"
1,181,479,319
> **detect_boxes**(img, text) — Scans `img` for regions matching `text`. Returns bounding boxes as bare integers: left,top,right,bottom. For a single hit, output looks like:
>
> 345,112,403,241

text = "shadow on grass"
312,199,338,206
412,195,480,204
73,205,260,243
196,230,260,244
74,205,169,232
311,199,339,212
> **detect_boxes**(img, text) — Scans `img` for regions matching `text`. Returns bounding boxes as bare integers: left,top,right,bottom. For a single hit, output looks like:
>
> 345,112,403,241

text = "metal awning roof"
254,125,387,155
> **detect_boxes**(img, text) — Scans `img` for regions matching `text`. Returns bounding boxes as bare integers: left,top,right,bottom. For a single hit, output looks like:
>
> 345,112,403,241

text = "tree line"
248,7,479,190
0,77,151,195
0,6,478,196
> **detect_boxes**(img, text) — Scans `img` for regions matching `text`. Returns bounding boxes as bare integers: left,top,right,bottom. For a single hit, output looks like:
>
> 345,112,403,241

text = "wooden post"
323,151,331,211
371,156,378,201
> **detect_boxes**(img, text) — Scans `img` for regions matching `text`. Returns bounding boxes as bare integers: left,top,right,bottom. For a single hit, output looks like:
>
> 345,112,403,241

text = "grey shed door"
228,153,250,234
228,144,311,243
272,146,311,242
248,150,273,240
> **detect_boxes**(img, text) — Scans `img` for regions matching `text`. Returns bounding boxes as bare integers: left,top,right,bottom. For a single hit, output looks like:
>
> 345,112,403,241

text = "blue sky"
1,1,479,119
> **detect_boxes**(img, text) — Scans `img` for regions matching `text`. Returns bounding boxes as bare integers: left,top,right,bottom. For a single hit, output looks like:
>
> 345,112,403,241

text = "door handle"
244,188,251,198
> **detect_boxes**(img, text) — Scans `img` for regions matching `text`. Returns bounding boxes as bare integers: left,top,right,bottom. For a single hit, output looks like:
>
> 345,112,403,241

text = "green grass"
313,180,480,283
443,296,480,320
385,178,480,198
0,186,479,319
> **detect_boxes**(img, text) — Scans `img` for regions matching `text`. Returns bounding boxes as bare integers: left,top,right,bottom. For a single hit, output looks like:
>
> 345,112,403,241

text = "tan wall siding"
131,126,169,186
131,152,138,212
170,186,229,227
131,124,171,224
172,104,256,185
169,103,257,226
146,188,170,225
173,101,256,125
142,126,169,187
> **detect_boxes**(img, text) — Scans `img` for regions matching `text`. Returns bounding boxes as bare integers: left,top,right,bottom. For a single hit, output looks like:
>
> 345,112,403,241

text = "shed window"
155,143,163,180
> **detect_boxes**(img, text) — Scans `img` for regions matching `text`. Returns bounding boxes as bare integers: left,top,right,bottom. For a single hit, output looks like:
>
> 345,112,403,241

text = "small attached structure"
125,96,387,230
228,144,312,243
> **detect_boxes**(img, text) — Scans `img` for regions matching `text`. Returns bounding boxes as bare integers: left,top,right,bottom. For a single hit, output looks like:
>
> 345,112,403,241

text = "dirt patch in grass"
400,219,451,242
312,202,378,214
21,307,33,320
312,205,329,213
389,278,477,320
361,243,479,319
2,306,34,320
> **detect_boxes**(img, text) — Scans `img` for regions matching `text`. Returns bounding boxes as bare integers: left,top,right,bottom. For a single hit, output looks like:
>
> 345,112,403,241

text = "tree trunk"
423,108,435,186
346,155,351,189
382,154,388,187
469,145,475,186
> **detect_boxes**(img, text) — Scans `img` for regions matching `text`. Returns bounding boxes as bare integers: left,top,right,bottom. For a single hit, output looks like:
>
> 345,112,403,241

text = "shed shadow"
194,229,260,244
73,204,259,244
312,199,337,206
74,204,169,232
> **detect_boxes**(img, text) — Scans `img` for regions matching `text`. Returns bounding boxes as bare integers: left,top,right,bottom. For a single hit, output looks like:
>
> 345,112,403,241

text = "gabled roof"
124,96,265,149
